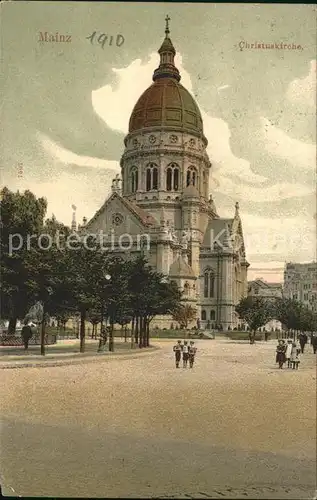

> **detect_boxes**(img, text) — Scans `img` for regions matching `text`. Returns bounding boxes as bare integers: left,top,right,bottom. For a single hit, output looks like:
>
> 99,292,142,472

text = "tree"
55,311,72,331
126,257,181,347
63,237,102,353
274,298,317,339
0,188,47,333
116,314,133,342
172,304,197,330
87,309,101,339
101,257,132,351
236,297,273,344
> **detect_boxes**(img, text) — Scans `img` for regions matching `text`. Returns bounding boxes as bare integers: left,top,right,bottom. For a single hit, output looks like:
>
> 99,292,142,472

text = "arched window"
166,168,172,191
166,163,179,191
183,282,190,296
203,268,215,298
131,167,138,193
173,168,179,190
210,273,215,298
153,167,158,190
201,310,206,321
186,170,191,187
146,169,151,191
146,163,158,191
186,166,198,187
210,310,215,321
204,272,209,298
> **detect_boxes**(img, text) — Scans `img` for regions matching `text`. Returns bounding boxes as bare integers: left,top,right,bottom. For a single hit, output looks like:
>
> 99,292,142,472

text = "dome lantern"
152,15,181,83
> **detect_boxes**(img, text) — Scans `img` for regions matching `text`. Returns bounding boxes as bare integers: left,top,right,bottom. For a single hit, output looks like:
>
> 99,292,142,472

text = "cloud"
9,171,112,225
212,174,312,202
260,117,316,171
203,113,268,184
37,132,120,171
286,60,316,108
242,212,315,266
91,54,156,134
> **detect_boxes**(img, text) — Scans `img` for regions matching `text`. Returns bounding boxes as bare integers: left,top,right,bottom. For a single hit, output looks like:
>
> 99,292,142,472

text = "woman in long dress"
285,339,293,368
290,342,300,370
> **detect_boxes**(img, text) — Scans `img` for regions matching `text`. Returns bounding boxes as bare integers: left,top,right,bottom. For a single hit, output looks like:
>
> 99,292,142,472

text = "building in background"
247,278,283,331
248,278,283,300
283,262,317,313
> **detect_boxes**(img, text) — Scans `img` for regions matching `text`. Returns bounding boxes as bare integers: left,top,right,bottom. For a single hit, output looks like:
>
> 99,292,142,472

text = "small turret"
111,174,122,195
235,201,240,217
208,194,217,214
223,223,233,249
71,205,77,232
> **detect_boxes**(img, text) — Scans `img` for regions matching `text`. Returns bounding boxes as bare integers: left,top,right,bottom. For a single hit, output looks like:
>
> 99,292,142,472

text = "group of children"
173,340,197,369
276,339,301,369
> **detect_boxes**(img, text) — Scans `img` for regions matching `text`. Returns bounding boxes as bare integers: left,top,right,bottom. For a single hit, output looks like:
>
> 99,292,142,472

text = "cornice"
121,148,210,165
124,127,208,146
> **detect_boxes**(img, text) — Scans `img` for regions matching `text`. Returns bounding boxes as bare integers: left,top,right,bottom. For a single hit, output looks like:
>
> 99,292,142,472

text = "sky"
1,1,316,283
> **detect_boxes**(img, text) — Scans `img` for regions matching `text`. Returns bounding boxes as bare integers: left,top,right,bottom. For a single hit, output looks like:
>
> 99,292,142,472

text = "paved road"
1,339,316,498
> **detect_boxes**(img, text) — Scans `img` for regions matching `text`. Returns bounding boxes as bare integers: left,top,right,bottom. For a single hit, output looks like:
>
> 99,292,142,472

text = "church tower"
120,17,216,248
84,17,248,329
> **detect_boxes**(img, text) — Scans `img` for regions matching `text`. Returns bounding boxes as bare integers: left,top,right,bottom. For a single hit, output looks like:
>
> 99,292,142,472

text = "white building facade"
81,21,249,329
284,262,317,313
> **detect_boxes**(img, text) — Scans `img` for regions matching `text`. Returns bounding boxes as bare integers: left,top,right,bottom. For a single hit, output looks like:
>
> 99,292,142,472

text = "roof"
169,256,196,278
249,279,283,289
123,198,157,226
129,78,204,134
85,192,157,230
202,218,233,247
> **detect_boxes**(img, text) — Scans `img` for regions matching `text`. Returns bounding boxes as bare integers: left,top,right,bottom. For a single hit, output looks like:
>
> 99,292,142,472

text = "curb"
0,346,160,370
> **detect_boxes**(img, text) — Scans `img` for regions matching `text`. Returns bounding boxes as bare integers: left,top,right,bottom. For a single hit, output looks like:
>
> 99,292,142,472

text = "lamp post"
101,273,111,332
99,273,111,352
40,286,53,356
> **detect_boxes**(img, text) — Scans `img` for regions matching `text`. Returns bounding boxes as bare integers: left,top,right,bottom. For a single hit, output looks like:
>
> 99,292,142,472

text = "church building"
80,18,249,330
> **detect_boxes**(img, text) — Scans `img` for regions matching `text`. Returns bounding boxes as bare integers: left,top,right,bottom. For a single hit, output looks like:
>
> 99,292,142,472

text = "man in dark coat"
312,335,317,354
298,333,308,354
21,321,33,350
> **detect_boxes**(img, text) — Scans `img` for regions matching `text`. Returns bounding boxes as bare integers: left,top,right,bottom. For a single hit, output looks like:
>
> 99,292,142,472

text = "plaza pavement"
0,338,316,498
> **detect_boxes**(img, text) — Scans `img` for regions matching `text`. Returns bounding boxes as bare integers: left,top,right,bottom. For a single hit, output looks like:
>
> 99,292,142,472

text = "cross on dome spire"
165,15,170,37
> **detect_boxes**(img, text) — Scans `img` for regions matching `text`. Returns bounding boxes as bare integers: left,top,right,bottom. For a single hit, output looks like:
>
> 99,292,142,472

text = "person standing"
275,340,286,369
298,333,307,354
290,342,300,369
21,321,33,351
182,340,189,368
188,341,197,369
98,327,108,352
173,340,182,368
285,339,293,368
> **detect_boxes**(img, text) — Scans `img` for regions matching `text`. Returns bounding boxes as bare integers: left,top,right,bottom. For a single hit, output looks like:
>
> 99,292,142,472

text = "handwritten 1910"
86,32,125,48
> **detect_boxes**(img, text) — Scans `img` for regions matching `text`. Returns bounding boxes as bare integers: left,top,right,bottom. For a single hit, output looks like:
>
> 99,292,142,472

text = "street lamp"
40,286,53,356
100,273,111,331
98,273,111,352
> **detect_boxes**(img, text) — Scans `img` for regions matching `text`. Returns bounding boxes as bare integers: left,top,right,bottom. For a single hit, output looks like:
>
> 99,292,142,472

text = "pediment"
84,193,157,238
